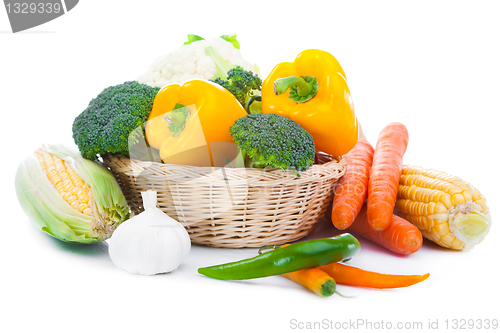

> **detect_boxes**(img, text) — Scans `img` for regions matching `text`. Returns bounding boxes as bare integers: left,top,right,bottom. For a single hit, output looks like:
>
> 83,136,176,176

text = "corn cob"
16,144,130,244
34,149,93,216
395,166,491,250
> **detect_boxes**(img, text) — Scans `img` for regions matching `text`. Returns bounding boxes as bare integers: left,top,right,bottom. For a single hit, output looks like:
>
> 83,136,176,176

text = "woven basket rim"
103,153,346,184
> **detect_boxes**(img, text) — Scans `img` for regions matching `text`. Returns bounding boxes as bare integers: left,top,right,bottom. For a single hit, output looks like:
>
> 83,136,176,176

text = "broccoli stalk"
210,65,262,114
72,81,160,160
229,113,315,174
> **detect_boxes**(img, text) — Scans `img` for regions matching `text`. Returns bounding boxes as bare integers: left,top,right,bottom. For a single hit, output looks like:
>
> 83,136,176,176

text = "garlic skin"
109,191,191,275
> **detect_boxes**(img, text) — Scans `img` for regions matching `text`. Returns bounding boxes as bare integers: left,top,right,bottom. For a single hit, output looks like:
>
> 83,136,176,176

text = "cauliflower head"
137,36,258,88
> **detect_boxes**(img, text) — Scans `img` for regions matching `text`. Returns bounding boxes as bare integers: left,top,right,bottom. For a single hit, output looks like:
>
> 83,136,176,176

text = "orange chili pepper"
319,263,430,289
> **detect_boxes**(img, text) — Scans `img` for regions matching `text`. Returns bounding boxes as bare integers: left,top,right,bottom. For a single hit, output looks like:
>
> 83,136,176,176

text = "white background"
1,1,499,332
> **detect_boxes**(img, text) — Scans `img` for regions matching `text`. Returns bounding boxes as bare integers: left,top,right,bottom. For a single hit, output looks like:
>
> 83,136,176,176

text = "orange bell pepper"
145,79,247,167
261,49,358,157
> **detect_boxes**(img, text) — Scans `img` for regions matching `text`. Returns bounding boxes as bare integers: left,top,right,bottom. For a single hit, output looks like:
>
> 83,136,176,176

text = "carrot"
367,122,409,230
331,129,374,230
349,204,423,255
283,268,337,297
319,262,430,289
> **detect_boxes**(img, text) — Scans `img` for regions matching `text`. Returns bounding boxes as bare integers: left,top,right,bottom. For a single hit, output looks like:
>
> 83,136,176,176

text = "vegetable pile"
14,33,492,298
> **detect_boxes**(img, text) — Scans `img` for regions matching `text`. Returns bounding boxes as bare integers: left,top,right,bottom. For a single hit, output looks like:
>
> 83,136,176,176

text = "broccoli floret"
229,113,315,173
212,66,262,113
72,81,160,160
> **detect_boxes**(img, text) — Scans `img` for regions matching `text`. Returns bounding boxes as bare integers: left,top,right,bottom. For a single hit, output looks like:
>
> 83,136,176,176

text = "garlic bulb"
109,190,191,275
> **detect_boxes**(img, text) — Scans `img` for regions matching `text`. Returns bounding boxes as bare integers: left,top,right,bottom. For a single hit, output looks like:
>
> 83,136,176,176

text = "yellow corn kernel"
63,180,74,192
34,149,93,216
422,228,439,243
439,233,456,247
54,181,64,192
402,213,433,232
474,198,489,214
433,222,450,236
70,201,80,211
66,195,78,204
450,237,465,250
471,190,482,201
428,228,443,243
75,188,89,203
78,203,89,212
451,193,466,205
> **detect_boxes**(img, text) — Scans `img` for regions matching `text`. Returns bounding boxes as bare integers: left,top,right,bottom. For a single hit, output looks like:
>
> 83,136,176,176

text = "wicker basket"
103,154,346,248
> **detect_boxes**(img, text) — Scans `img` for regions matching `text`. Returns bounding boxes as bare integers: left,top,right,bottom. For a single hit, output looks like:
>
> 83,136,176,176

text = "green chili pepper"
197,233,361,280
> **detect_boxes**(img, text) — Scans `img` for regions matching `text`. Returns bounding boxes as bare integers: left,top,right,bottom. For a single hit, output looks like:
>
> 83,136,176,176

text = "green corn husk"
15,144,130,244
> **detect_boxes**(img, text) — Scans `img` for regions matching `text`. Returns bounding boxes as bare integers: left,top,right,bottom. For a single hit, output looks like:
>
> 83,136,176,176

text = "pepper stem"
164,103,190,137
273,75,319,103
246,94,262,114
334,290,356,298
258,245,281,255
320,280,336,297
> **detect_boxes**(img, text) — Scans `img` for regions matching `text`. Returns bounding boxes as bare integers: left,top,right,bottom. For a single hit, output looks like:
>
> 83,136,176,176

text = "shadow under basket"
103,153,346,248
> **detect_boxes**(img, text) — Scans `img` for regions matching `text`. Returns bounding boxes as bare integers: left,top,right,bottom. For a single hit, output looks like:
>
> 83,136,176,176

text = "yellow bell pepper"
261,49,358,157
145,79,248,167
